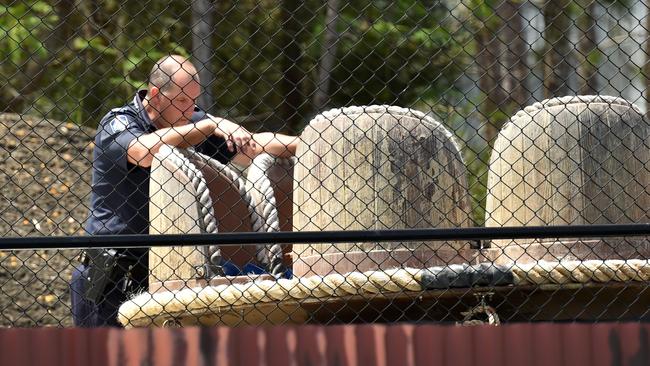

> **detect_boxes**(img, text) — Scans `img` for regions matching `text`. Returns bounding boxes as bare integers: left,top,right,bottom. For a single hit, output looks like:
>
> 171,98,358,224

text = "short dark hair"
148,55,199,93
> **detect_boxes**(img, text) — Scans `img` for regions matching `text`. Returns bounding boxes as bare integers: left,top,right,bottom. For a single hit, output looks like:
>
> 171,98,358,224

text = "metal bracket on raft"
194,263,225,280
458,292,500,326
194,245,225,280
161,318,182,328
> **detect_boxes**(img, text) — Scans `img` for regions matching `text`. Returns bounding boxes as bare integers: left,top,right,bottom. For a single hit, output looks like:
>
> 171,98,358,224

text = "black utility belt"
82,249,146,303
80,249,143,267
78,250,91,266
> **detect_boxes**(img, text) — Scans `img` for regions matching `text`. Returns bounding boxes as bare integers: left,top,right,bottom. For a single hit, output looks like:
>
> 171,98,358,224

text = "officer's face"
156,72,200,127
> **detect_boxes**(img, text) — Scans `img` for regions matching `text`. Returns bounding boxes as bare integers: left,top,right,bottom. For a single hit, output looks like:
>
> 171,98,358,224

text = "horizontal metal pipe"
1,224,649,251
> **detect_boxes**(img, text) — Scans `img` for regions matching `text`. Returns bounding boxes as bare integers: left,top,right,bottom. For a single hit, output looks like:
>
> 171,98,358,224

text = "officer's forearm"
232,132,298,166
127,120,217,167
254,132,299,158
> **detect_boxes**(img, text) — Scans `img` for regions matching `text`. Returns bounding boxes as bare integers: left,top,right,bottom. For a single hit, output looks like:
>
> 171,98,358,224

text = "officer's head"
146,55,200,127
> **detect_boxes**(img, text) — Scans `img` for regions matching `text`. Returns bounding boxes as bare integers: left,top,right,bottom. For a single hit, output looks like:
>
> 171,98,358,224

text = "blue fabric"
70,264,122,327
242,262,266,275
85,98,153,237
222,260,242,276
70,265,98,327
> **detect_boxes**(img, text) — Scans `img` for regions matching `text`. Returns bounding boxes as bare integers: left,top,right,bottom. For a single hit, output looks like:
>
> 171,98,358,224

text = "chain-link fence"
1,0,649,328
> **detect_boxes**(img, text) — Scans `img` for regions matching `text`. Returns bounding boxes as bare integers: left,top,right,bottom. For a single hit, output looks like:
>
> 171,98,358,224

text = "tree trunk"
577,0,599,95
192,0,215,112
77,0,103,125
476,15,505,145
543,0,572,98
500,0,529,108
48,0,75,57
279,0,304,133
313,0,341,111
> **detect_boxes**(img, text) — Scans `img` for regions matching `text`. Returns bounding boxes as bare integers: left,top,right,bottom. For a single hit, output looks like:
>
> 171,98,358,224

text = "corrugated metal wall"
0,323,648,366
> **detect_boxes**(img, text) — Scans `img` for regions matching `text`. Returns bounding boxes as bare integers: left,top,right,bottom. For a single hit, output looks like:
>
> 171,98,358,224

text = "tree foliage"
0,0,470,131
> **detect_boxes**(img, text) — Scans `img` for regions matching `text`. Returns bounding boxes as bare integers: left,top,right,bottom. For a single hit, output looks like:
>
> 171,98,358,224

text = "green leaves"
1,1,55,64
71,38,117,55
1,0,468,129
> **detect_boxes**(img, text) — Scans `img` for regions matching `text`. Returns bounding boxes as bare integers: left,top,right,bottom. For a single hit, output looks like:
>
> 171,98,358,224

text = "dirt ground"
0,113,94,327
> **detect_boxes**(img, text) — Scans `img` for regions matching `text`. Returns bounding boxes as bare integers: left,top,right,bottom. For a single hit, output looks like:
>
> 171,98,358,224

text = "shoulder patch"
107,115,130,134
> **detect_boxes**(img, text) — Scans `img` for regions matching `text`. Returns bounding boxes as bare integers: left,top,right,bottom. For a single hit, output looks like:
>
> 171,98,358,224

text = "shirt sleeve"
196,134,237,164
95,113,146,171
192,106,237,164
191,106,207,122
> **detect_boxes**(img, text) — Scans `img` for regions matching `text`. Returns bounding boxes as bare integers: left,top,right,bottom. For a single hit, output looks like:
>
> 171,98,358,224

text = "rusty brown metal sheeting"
0,323,648,365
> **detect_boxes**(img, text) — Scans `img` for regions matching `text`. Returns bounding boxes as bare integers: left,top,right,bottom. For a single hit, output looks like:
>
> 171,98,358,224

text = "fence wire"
1,0,649,327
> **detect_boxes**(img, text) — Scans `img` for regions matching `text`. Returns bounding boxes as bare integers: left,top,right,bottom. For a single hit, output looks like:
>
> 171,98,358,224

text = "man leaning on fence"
70,54,299,327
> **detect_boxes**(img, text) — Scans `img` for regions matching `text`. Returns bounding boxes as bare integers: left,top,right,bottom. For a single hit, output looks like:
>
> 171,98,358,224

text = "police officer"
70,55,299,326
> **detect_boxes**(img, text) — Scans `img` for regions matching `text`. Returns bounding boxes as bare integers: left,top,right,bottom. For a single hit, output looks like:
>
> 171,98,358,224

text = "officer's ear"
149,86,160,100
148,87,161,110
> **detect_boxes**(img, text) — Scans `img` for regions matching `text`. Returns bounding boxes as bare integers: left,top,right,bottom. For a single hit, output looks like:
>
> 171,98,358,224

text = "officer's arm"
231,132,299,167
206,114,254,153
126,120,218,167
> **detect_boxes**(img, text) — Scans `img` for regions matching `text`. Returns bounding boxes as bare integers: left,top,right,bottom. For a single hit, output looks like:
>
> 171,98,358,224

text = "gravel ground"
0,113,95,327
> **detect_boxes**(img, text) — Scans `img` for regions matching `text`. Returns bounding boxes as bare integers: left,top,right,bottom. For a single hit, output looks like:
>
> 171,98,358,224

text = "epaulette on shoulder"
99,106,138,127
109,106,138,118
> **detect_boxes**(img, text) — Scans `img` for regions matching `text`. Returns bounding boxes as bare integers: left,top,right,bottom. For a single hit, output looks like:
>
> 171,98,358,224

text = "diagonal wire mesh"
0,0,649,327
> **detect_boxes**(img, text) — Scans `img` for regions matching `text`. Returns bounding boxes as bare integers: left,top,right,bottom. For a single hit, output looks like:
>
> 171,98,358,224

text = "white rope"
167,147,219,234
157,146,219,274
118,259,650,327
188,149,264,232
183,149,267,266
246,153,296,275
159,145,218,233
510,95,642,126
158,145,292,274
511,259,650,285
157,146,265,275
119,267,423,327
308,105,464,163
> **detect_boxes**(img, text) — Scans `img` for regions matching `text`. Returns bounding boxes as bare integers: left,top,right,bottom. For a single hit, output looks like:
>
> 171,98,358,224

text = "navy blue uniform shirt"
85,90,236,239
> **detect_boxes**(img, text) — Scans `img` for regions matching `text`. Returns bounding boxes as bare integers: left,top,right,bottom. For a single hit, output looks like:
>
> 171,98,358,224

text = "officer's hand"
208,114,256,153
